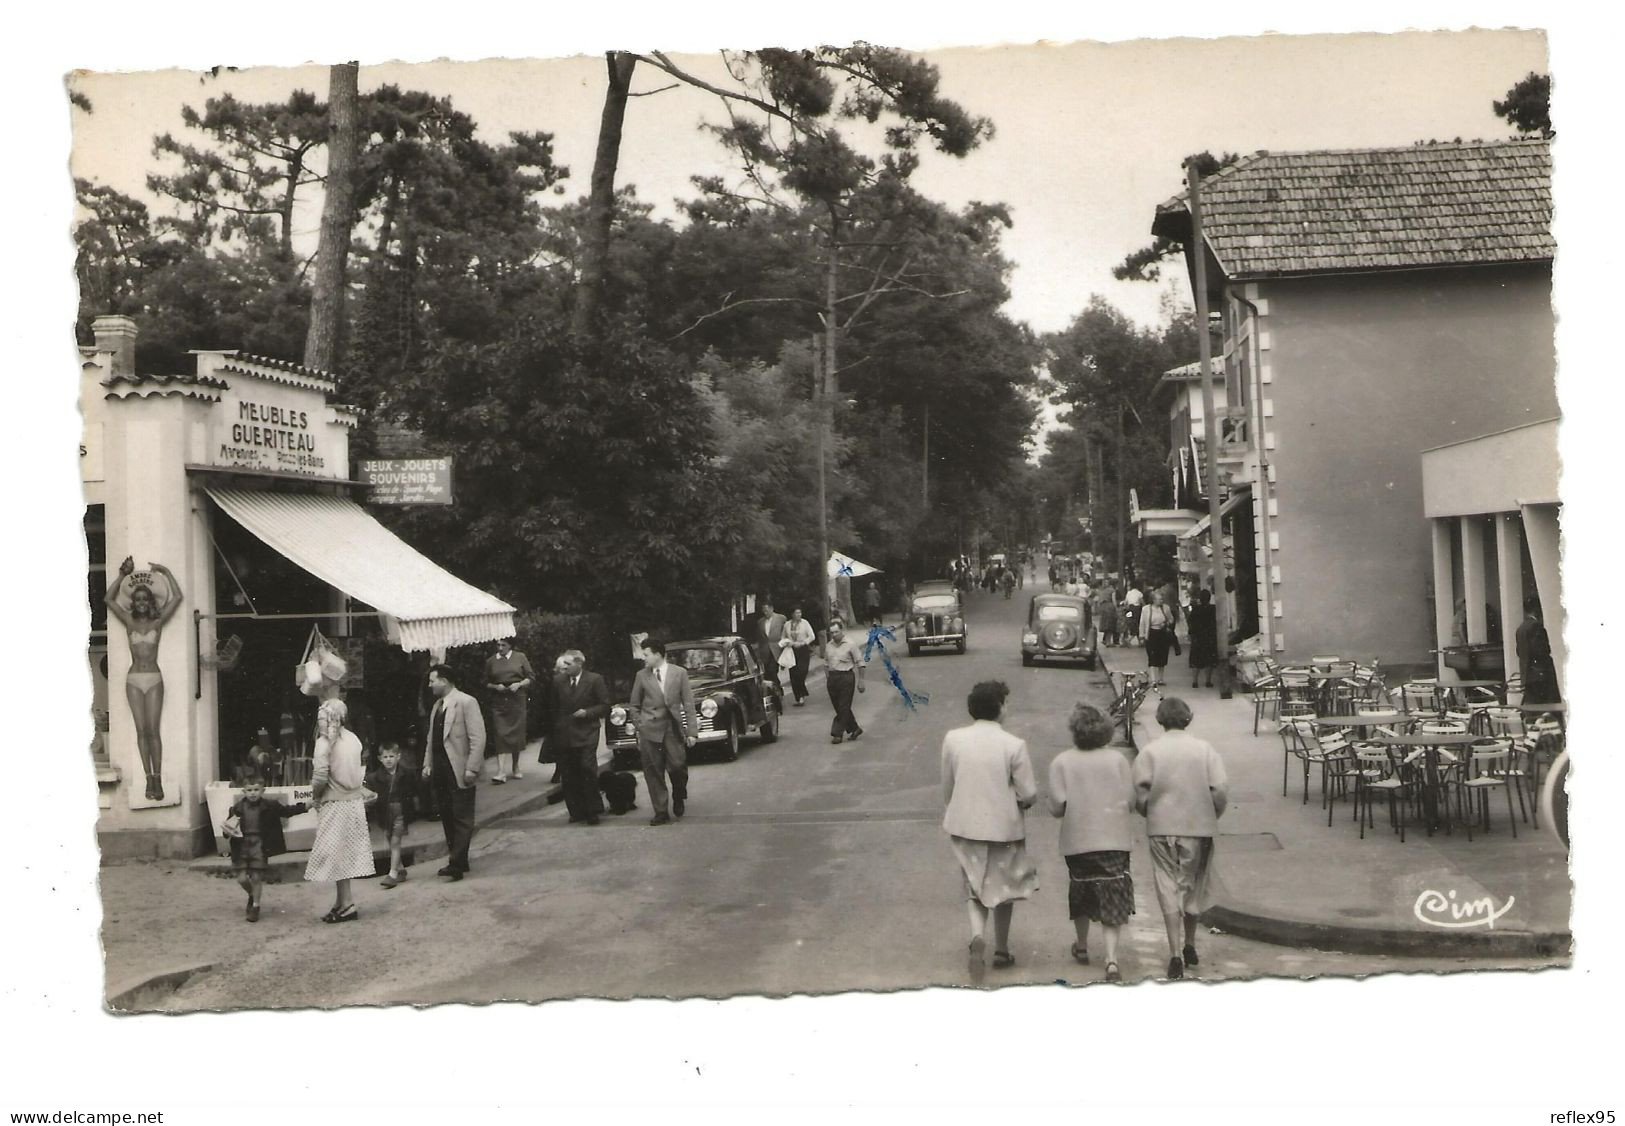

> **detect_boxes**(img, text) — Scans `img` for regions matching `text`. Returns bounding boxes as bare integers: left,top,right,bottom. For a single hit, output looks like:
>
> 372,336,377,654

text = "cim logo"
1413,888,1516,930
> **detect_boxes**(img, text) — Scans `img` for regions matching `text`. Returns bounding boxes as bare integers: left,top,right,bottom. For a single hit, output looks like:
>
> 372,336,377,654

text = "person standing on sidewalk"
862,582,884,627
551,649,610,826
1048,703,1136,982
1140,587,1180,690
942,680,1039,982
421,664,487,881
782,607,817,706
628,640,696,826
305,699,376,921
1133,696,1228,979
1186,589,1219,689
483,636,535,784
823,620,867,745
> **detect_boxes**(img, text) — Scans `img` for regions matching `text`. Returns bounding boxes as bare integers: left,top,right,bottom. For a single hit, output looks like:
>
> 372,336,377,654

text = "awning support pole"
1189,157,1233,699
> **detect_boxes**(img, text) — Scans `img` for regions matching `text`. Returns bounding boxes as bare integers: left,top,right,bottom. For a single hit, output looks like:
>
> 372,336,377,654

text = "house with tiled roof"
1146,137,1558,675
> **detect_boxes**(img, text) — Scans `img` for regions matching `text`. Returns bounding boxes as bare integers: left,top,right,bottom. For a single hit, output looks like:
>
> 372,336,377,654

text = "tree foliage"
1112,151,1239,282
1494,72,1553,138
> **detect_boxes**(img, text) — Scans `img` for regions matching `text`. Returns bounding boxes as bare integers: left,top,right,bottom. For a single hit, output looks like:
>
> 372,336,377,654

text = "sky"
12,2,1623,1118
67,30,1546,337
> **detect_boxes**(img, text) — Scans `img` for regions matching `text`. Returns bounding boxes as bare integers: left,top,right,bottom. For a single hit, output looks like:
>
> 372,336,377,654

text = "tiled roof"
101,372,228,402
1151,138,1552,279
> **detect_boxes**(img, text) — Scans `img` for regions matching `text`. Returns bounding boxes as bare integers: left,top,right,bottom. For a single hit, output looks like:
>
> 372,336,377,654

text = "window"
1037,604,1084,622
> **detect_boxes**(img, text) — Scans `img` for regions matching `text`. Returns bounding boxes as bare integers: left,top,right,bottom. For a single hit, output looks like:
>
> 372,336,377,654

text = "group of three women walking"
941,682,1229,983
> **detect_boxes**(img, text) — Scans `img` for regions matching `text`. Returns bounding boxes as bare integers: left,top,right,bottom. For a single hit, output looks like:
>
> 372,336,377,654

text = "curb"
188,783,564,880
1203,902,1572,959
106,961,216,1011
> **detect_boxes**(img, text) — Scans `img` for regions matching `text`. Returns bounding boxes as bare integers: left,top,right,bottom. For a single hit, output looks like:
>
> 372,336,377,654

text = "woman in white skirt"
305,699,375,923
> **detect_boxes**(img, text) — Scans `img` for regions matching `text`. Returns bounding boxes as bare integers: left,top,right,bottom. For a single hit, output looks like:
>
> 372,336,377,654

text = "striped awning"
206,488,515,652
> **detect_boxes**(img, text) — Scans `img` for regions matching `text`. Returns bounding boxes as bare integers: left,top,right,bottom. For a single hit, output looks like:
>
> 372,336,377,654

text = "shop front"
82,315,514,859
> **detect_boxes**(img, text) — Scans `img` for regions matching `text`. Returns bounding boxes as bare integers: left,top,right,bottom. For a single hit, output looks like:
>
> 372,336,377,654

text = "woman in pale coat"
1048,703,1137,982
941,680,1039,981
304,699,376,923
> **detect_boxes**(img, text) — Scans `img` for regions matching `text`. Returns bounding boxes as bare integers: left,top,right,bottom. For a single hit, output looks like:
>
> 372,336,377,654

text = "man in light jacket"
421,663,487,880
628,639,697,826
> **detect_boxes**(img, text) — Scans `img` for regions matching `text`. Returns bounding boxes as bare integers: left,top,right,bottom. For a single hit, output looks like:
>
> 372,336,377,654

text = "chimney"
91,314,137,378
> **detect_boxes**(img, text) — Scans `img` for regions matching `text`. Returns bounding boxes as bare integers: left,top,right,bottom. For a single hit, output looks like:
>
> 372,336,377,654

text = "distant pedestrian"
421,664,487,881
484,636,535,784
1093,584,1119,647
1133,696,1228,980
628,640,697,825
823,620,867,744
1121,582,1144,645
223,771,306,923
305,699,376,921
862,582,883,626
1140,588,1180,689
551,649,610,826
941,680,1039,982
1000,567,1016,599
1187,589,1219,689
366,740,416,888
1048,703,1135,982
782,607,817,706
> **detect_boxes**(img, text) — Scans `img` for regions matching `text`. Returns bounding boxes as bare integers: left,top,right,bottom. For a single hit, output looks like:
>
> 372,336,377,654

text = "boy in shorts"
367,741,416,888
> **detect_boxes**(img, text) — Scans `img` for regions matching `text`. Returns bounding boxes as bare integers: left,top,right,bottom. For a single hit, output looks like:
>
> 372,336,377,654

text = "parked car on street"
605,636,782,768
906,586,967,656
1021,592,1098,669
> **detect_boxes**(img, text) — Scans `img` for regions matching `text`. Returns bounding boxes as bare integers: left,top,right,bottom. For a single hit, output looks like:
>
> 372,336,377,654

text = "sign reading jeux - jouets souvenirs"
210,382,334,478
357,458,454,505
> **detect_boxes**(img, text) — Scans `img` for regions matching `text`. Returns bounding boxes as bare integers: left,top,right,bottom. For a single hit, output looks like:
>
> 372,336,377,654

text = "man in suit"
420,663,487,880
551,648,610,825
628,639,696,826
758,599,787,695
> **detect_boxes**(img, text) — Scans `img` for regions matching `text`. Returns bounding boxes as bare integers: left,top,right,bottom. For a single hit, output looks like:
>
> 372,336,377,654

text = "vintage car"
1022,592,1098,668
605,636,782,768
906,585,967,656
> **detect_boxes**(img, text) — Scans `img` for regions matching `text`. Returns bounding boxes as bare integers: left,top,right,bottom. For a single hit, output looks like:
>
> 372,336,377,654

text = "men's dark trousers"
638,731,689,817
789,647,811,701
432,749,476,872
827,669,861,737
561,743,604,821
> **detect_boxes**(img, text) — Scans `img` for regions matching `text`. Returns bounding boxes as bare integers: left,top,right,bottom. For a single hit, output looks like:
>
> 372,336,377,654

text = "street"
103,584,1551,1011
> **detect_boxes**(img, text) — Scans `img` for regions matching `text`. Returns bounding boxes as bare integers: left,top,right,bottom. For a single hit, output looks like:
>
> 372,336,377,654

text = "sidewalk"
1098,643,1572,958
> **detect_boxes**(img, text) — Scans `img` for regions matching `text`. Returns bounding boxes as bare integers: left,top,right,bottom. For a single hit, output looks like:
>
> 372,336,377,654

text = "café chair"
1353,744,1416,842
1453,738,1519,841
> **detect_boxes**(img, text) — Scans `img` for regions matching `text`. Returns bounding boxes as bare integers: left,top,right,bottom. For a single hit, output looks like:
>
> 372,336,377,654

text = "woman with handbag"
1140,587,1180,691
304,699,376,923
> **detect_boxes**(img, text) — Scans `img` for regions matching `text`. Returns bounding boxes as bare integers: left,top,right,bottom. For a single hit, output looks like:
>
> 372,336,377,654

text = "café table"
1314,714,1395,738
1375,732,1480,836
1441,679,1507,706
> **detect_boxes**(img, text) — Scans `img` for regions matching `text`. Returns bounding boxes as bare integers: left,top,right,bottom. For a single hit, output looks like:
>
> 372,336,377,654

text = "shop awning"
206,488,515,652
1180,488,1254,541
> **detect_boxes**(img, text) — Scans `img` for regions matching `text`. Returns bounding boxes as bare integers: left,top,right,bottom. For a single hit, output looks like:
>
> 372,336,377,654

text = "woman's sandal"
322,905,359,924
991,950,1016,969
1104,961,1122,982
1071,943,1090,965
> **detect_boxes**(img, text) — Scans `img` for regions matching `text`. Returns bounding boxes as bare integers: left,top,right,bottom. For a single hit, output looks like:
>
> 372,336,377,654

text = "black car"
1022,593,1098,668
605,636,782,767
906,584,967,656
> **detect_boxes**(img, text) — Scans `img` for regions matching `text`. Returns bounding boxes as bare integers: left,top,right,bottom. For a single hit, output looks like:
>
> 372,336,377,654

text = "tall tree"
573,52,640,337
1494,72,1553,138
304,62,361,372
1111,151,1239,282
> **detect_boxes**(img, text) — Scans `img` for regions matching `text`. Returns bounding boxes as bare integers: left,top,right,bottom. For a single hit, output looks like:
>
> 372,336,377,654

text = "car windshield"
912,595,958,612
1037,604,1084,622
671,646,724,678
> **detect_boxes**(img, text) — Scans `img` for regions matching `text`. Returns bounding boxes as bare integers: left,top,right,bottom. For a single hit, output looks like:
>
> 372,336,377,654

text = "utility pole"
921,403,930,507
1188,157,1233,699
813,338,830,624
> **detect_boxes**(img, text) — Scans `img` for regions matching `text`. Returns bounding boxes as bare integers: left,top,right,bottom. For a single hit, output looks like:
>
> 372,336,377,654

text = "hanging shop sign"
357,458,455,505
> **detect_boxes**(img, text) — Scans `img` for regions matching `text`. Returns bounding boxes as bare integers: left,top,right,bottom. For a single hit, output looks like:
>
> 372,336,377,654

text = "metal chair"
1353,744,1416,841
1279,716,1316,798
1300,727,1353,812
1252,674,1284,736
1453,738,1519,840
1400,680,1442,715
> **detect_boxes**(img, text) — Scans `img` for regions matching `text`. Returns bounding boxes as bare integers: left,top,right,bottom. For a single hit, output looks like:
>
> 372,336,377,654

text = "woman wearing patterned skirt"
1048,703,1137,982
304,699,376,923
941,680,1039,982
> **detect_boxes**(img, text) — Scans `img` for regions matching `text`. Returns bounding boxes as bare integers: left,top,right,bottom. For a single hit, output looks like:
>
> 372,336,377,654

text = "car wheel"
759,708,779,744
720,717,740,762
1084,657,1097,671
955,639,966,655
908,643,921,657
1022,653,1034,668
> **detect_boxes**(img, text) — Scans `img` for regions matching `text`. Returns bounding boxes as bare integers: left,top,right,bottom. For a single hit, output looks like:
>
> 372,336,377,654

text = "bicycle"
1106,667,1153,750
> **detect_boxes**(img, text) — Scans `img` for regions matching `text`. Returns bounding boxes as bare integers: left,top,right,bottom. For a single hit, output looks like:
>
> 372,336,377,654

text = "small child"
365,741,417,888
222,772,306,922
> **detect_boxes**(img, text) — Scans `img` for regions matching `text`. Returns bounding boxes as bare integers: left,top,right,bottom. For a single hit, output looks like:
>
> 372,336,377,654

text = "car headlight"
952,617,964,630
609,706,627,726
699,698,719,718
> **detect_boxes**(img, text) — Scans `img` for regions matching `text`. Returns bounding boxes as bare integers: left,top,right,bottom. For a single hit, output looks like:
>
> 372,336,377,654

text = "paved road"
129,586,1547,1010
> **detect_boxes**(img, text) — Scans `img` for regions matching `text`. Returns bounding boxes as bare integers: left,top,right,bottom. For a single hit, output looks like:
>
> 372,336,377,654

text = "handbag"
777,645,796,669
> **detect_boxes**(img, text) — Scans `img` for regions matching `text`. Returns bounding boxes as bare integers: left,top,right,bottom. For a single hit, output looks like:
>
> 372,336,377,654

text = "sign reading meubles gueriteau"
212,380,333,478
357,458,454,505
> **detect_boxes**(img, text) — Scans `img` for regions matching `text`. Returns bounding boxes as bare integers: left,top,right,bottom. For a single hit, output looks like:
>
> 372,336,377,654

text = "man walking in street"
551,649,610,826
824,620,867,745
628,640,697,826
420,664,487,881
759,599,787,696
863,581,884,627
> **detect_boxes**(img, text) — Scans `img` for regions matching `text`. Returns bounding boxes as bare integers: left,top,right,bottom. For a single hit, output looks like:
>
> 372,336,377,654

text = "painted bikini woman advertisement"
104,556,183,804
